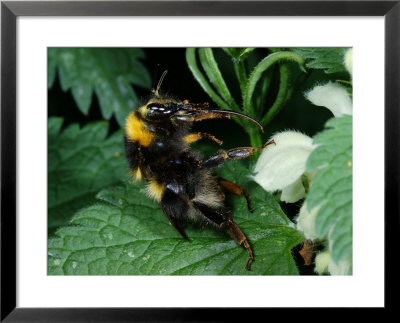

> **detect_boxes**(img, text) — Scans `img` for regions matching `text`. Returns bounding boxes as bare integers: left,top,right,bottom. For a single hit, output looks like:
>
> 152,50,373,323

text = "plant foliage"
48,117,127,234
48,161,302,275
186,48,307,148
48,48,151,125
291,48,348,74
48,47,352,276
306,116,352,267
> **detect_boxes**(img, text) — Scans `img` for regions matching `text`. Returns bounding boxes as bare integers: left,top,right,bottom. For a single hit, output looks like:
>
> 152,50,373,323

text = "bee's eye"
146,103,178,120
148,103,167,113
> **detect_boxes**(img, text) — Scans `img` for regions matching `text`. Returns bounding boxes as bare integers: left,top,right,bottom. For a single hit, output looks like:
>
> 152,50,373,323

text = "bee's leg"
160,189,189,240
223,218,254,270
202,140,275,168
218,178,253,213
161,207,189,240
193,201,254,270
184,132,223,145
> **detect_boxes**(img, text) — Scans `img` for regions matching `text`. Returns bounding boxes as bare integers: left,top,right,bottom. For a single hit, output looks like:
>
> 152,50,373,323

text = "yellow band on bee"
145,179,165,202
130,168,142,181
125,112,154,147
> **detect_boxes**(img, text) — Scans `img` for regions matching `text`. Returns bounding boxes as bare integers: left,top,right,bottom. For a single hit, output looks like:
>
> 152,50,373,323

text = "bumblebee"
124,72,273,270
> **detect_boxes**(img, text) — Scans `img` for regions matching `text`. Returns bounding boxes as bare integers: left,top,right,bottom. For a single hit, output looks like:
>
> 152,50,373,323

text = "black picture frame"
1,0,398,321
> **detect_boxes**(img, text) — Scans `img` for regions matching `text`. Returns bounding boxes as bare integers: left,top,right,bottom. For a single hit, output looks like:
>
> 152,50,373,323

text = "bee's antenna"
154,70,168,97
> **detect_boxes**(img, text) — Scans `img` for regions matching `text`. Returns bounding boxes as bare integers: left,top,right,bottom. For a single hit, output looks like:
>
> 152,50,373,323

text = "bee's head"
135,70,187,122
137,98,191,122
134,70,264,132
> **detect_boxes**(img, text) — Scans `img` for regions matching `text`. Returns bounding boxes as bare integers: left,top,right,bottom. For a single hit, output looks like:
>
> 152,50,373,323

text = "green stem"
198,48,240,112
248,129,263,165
268,48,282,53
255,66,274,117
249,130,262,147
261,63,290,126
243,51,306,118
186,48,246,129
238,48,256,60
233,59,248,97
186,48,231,111
286,69,311,100
222,47,239,58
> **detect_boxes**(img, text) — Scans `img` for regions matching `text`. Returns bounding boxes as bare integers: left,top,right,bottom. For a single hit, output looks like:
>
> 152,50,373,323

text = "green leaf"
48,117,128,235
291,48,348,74
305,115,352,264
48,161,302,275
49,48,151,125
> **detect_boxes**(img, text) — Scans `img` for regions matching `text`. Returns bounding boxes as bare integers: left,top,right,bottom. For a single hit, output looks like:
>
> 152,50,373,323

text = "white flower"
252,131,316,203
254,64,353,201
253,80,352,202
280,178,305,204
305,81,352,118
